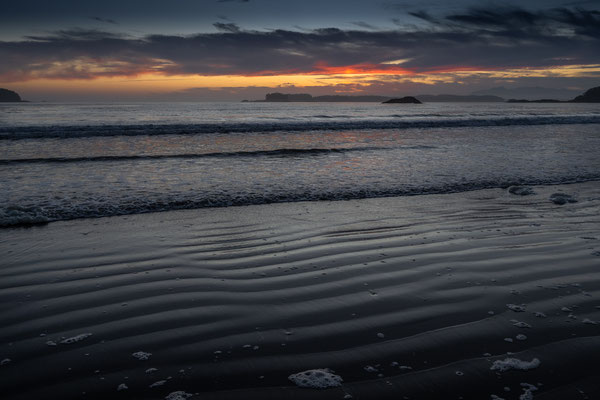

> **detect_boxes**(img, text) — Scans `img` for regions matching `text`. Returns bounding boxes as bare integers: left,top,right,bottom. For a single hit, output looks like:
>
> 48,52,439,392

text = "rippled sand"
1,182,599,399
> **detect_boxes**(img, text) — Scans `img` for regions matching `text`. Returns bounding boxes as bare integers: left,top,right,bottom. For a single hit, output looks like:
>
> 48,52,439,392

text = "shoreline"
1,182,599,399
3,179,600,229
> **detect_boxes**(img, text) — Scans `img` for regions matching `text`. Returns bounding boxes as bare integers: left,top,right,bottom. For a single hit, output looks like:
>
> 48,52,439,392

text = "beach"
2,181,599,399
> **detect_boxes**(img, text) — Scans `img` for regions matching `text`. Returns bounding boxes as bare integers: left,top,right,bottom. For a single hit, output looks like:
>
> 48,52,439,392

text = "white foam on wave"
150,380,167,388
60,333,92,344
0,205,49,227
288,368,343,389
490,358,540,372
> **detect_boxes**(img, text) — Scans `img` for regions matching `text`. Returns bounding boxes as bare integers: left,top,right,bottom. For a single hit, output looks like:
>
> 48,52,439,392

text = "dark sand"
1,182,599,399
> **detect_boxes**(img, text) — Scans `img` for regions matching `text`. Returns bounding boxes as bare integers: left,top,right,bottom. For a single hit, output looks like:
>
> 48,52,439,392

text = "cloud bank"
1,6,599,82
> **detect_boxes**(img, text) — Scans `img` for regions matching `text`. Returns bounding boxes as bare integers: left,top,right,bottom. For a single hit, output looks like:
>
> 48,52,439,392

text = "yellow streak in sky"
3,64,599,97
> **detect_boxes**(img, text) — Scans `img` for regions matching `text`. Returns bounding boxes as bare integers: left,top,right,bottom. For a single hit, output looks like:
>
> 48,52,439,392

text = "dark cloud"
1,6,599,81
90,16,117,25
423,6,600,39
213,22,241,33
406,11,439,24
23,28,127,41
350,21,379,30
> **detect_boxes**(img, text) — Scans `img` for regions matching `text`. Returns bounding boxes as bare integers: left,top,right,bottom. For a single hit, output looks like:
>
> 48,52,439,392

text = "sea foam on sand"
165,391,193,400
132,351,152,360
490,358,540,372
288,369,343,389
60,333,92,344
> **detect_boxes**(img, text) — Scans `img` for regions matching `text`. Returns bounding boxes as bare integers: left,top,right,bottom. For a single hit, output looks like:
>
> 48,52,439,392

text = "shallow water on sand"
1,183,599,399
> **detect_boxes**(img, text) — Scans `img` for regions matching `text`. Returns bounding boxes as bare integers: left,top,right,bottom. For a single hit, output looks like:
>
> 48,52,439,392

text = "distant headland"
247,92,504,103
505,86,600,103
245,86,600,104
571,86,600,102
0,88,24,102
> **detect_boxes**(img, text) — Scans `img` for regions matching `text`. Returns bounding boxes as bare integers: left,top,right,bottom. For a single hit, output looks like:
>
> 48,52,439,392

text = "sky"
1,0,599,101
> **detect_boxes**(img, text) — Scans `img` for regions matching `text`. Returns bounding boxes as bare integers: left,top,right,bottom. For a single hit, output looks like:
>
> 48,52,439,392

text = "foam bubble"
519,383,538,400
132,351,152,360
165,391,193,400
117,383,128,391
1,358,11,365
507,304,526,312
512,321,532,328
490,358,540,372
288,368,343,389
150,380,167,388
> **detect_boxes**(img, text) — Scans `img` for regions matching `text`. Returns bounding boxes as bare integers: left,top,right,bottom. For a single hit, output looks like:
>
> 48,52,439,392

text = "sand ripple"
1,183,599,399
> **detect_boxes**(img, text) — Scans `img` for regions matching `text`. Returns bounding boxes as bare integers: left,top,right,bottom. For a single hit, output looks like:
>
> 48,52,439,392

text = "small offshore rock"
508,186,535,196
549,193,577,205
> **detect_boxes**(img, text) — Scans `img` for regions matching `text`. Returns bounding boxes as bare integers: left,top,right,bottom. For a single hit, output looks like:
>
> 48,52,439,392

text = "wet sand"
1,182,599,399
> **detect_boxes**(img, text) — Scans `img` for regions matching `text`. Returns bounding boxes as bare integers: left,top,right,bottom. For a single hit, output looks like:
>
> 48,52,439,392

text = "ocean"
1,101,599,227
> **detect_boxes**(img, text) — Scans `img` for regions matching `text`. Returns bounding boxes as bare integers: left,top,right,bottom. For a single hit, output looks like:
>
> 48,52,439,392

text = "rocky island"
0,88,23,102
382,96,422,104
571,86,600,103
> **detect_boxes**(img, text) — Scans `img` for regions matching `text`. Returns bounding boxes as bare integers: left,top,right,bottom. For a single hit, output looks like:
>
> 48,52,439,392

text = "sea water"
1,101,599,226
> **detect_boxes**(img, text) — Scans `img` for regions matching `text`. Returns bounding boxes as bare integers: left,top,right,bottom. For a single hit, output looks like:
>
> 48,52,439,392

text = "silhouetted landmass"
256,87,600,104
416,94,504,102
504,86,600,103
258,93,503,103
382,96,422,104
507,99,562,103
261,93,390,102
265,93,313,102
570,86,600,103
0,88,22,102
472,86,580,101
312,95,391,102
